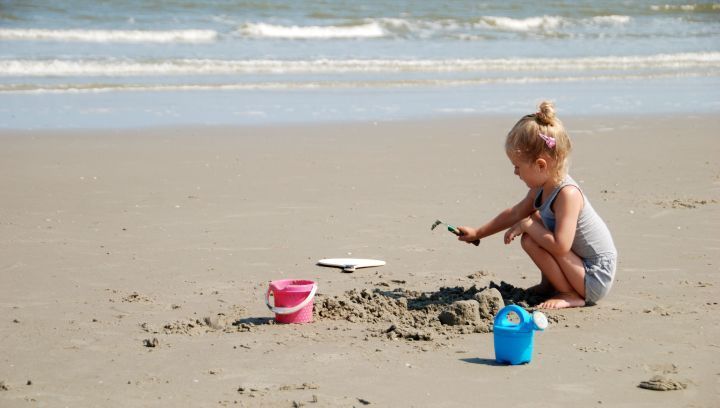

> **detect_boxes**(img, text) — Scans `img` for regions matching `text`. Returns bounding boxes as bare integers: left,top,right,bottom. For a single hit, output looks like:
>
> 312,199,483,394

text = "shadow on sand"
460,357,514,366
234,317,274,326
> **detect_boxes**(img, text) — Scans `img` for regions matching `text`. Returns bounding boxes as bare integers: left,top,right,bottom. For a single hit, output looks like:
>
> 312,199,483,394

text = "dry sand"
1,115,719,407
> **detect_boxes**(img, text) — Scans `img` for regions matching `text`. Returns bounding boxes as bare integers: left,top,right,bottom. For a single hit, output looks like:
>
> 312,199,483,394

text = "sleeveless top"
534,176,617,259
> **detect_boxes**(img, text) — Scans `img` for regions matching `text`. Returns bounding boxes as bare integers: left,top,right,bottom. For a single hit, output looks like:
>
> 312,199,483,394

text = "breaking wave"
0,28,218,43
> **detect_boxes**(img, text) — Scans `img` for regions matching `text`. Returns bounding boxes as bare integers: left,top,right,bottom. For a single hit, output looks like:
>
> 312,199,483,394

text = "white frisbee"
317,258,386,273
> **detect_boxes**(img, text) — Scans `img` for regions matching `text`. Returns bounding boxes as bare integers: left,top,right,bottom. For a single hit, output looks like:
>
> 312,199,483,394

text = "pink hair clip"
538,132,556,148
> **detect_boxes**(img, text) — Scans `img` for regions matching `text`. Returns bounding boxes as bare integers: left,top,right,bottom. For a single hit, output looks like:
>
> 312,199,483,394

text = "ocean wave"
476,14,632,32
2,53,718,76
477,15,564,32
237,14,637,40
590,15,632,24
0,14,647,45
0,28,218,43
239,22,385,39
3,71,717,94
650,3,720,12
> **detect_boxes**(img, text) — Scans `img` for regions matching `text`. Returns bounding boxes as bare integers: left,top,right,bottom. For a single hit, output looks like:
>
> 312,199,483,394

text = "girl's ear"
535,158,548,170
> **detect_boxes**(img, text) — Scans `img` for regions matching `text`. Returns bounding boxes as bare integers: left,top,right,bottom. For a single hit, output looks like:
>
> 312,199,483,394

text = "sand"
1,115,719,407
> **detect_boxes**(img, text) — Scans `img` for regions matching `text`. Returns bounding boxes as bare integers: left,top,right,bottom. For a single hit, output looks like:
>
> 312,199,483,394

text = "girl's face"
508,152,549,189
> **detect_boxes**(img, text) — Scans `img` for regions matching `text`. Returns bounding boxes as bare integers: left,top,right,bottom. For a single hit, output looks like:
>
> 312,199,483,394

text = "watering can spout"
532,311,548,331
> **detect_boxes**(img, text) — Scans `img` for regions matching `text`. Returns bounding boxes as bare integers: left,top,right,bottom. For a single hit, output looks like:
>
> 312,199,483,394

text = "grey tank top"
534,176,617,259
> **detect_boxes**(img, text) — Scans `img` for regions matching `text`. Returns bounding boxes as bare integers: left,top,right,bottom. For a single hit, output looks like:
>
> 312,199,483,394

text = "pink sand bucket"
265,279,317,324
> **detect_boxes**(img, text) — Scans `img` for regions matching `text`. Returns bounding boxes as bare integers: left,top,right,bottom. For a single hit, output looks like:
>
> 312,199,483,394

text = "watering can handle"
265,284,318,315
494,304,530,327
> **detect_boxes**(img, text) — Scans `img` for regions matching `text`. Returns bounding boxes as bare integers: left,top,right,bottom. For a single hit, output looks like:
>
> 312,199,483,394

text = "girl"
458,101,617,309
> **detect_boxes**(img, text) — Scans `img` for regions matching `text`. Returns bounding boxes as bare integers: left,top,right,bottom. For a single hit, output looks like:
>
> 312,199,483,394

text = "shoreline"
0,110,714,134
3,74,720,130
1,114,718,407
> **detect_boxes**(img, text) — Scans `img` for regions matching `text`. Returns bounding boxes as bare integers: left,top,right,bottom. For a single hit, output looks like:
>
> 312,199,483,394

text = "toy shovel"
431,220,480,246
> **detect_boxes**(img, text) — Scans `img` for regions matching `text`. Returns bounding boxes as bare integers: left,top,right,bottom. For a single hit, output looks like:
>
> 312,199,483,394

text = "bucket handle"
265,283,318,315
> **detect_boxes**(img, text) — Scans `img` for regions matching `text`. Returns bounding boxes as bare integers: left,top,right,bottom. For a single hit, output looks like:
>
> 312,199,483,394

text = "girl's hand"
504,221,525,244
456,226,479,244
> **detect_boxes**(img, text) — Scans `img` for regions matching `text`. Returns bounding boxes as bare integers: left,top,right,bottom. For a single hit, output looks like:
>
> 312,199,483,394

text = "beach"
1,114,719,407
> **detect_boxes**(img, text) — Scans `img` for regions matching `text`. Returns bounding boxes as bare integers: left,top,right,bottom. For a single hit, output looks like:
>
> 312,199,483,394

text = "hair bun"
536,101,556,126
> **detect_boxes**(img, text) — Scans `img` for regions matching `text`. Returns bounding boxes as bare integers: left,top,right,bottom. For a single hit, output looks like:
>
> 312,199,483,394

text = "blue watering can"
493,305,548,365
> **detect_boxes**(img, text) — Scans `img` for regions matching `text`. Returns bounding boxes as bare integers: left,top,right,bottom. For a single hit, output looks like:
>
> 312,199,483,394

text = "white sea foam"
478,15,564,31
2,53,718,77
651,4,720,11
590,15,632,24
0,28,217,43
3,70,717,95
240,22,385,39
242,16,585,40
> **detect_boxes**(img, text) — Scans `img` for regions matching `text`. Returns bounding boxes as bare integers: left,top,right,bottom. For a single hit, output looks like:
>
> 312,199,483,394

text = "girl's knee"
520,232,538,252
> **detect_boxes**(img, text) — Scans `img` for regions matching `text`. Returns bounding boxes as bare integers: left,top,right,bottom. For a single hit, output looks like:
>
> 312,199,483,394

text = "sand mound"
145,306,251,336
638,375,688,391
149,281,549,340
314,281,543,341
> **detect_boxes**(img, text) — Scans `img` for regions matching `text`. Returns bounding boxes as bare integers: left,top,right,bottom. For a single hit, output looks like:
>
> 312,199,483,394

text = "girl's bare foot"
538,292,585,309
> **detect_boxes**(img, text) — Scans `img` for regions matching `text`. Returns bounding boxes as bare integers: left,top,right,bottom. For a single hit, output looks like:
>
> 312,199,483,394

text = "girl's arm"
519,186,583,255
458,188,538,243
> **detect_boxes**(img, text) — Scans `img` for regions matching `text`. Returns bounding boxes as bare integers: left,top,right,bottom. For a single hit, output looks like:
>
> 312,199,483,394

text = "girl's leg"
520,232,586,309
526,275,554,297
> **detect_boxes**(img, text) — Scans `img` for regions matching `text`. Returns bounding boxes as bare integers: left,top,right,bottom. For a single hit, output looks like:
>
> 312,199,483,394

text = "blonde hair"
505,100,571,184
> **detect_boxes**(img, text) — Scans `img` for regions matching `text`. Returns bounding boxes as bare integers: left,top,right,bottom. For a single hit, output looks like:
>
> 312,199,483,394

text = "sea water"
1,0,719,128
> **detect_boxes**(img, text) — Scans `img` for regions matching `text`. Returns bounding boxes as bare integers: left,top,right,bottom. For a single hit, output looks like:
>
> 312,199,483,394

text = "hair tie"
538,132,556,149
